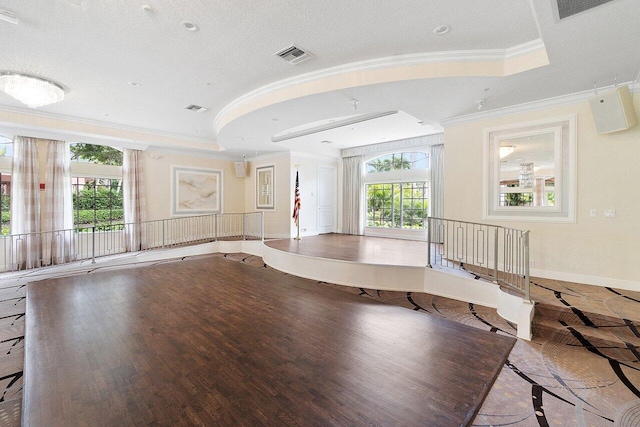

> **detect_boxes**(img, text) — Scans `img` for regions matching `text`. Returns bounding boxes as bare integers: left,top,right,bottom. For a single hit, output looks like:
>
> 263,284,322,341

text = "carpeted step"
0,395,21,427
532,302,640,362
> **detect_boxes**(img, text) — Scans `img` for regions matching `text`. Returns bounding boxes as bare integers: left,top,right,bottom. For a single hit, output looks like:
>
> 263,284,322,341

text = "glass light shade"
499,146,514,159
0,73,65,108
519,162,534,189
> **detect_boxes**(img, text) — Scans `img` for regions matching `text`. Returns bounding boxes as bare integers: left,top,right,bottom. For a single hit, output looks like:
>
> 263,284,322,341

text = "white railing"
0,212,264,274
427,217,530,300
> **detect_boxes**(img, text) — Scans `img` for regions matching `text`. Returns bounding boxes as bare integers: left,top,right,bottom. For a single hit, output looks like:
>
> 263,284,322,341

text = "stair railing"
427,217,530,301
0,212,264,274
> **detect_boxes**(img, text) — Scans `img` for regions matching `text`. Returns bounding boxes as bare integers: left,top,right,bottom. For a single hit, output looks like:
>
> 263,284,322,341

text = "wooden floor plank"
24,255,514,426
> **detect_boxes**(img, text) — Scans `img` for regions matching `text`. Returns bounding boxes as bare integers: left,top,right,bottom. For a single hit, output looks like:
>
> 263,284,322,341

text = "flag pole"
293,166,301,240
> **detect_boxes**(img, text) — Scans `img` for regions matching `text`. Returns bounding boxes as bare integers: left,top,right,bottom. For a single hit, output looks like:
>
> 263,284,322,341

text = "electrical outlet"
529,260,535,268
604,209,616,218
589,209,597,218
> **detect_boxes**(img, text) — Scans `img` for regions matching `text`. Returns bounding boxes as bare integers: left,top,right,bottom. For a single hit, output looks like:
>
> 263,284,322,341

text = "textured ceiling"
0,0,638,159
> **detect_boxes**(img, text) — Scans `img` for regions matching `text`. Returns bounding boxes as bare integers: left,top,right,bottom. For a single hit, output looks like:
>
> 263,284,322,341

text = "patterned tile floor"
0,253,638,426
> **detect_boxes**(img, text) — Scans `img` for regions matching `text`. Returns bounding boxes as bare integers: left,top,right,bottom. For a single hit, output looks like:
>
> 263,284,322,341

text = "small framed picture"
256,165,275,210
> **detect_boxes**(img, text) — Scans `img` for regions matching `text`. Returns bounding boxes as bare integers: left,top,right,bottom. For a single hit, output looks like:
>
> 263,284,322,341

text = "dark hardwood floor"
24,255,515,426
265,234,428,266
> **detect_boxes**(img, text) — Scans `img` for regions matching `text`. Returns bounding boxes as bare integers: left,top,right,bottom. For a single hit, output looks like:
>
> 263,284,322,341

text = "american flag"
292,171,301,226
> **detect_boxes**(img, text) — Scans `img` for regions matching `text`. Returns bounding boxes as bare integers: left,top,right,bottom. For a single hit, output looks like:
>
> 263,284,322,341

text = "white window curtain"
42,140,75,265
11,136,41,269
342,156,364,235
429,144,444,243
123,149,147,251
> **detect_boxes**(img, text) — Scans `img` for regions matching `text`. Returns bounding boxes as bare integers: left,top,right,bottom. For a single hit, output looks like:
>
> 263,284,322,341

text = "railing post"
242,214,246,241
162,220,166,248
524,231,531,302
261,212,264,242
426,217,432,268
215,214,218,242
493,227,499,283
91,226,96,264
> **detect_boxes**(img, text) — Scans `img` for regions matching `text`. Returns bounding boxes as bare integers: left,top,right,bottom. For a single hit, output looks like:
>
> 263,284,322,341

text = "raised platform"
264,234,534,339
23,255,515,426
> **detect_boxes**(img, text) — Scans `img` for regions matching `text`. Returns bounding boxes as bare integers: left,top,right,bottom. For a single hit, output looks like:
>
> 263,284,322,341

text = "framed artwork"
171,166,223,215
256,165,275,210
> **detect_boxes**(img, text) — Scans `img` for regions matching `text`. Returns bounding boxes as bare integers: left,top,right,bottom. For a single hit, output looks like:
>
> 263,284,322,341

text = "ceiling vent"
275,45,312,65
555,0,614,20
185,104,207,113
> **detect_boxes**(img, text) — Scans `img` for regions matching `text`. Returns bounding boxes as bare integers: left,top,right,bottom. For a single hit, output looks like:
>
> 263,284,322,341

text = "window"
366,182,428,229
364,151,429,230
0,141,12,235
366,152,428,173
70,143,123,165
69,143,124,231
0,173,10,235
72,177,124,231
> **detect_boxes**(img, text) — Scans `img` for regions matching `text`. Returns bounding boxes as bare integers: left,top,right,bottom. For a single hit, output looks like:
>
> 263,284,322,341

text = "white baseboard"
530,268,640,292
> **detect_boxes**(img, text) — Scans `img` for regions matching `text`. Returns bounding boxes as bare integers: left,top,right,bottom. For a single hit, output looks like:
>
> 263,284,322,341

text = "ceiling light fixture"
271,111,398,143
128,81,140,86
433,25,451,35
519,162,534,189
0,10,18,25
0,72,65,108
499,146,514,159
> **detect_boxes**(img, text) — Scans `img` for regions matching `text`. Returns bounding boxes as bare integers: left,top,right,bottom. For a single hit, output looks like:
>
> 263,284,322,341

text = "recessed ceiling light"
433,25,451,36
141,4,152,12
180,21,198,31
128,81,140,86
320,140,333,144
103,113,110,117
272,118,278,121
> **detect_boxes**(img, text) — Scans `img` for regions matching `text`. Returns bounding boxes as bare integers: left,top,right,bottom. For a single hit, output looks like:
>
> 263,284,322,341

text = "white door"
317,165,337,234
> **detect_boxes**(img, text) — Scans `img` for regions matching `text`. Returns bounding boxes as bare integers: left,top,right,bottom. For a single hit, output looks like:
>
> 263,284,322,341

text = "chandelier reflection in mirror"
519,162,534,189
0,72,65,108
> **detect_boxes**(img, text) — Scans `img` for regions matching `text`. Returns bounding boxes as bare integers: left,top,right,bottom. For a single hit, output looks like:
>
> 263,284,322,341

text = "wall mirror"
484,115,576,222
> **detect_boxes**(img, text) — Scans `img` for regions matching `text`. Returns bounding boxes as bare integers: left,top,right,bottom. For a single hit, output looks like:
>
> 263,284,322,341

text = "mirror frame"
483,114,576,222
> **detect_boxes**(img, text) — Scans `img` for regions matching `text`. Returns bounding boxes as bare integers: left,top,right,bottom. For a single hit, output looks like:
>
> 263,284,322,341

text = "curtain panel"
123,149,147,251
10,136,41,269
42,140,75,265
341,156,364,235
429,144,444,243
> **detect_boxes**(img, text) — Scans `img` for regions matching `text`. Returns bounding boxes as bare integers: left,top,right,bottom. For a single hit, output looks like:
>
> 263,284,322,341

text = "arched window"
364,151,429,230
365,152,428,173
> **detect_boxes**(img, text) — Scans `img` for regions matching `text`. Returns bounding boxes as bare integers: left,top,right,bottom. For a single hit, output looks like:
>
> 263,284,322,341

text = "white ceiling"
0,0,639,159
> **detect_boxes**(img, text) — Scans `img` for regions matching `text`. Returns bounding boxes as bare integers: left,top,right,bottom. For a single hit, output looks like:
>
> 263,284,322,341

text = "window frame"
363,149,430,234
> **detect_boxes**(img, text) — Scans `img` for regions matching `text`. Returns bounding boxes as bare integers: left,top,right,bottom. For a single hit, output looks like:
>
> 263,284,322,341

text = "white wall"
145,150,245,221
290,153,339,237
244,153,292,238
444,96,640,290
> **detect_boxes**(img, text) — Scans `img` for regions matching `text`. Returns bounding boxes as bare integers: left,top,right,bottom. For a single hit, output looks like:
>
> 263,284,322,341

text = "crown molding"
341,133,444,158
290,150,340,163
440,81,640,127
214,39,547,130
0,105,221,149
